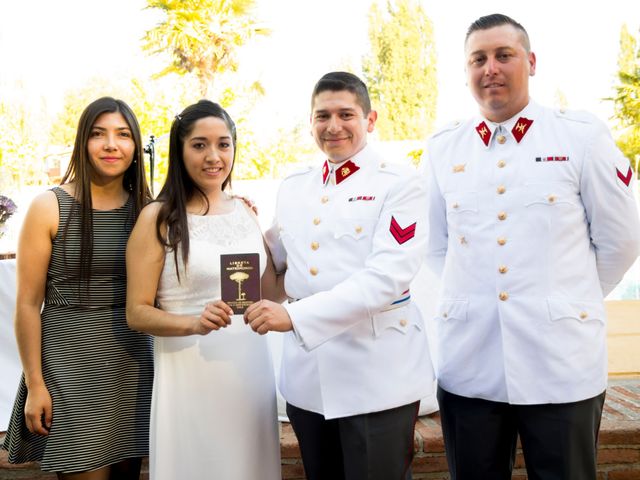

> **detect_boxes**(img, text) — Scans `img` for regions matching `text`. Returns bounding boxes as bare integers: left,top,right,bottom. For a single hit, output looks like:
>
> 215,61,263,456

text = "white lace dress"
150,200,281,480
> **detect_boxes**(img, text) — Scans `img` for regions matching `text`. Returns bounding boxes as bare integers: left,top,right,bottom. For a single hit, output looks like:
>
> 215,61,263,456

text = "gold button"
321,196,329,204
499,292,509,301
498,211,507,221
497,135,506,144
497,185,506,194
548,195,556,203
497,160,506,168
580,311,588,319
442,312,448,318
497,237,507,246
498,265,508,274
459,235,467,245
380,163,386,168
452,202,459,209
310,267,318,276
355,225,363,234
311,241,319,250
313,217,321,225
399,319,408,327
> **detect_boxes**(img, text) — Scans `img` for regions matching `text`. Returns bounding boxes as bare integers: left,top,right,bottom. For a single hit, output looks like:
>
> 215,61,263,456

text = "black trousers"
286,401,419,480
437,386,606,480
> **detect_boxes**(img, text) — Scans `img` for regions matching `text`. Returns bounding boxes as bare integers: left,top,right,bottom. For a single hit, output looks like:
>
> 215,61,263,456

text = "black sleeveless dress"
2,187,153,473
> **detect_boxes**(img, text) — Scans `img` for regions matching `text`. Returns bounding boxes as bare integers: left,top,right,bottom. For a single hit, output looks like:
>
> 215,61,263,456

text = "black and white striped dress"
2,187,153,473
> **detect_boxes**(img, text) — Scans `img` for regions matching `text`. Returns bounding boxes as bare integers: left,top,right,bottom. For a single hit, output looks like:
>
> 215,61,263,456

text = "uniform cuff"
283,302,306,347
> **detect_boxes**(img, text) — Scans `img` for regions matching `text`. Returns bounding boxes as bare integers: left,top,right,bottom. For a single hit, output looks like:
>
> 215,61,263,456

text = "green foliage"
47,71,310,189
610,24,640,173
48,77,127,147
47,77,192,192
363,0,438,141
0,100,49,191
235,122,316,180
127,76,201,191
142,0,269,97
222,80,314,180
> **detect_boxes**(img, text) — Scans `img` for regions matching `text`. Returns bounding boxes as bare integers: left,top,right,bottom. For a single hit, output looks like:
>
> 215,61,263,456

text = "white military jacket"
266,144,434,419
425,101,640,404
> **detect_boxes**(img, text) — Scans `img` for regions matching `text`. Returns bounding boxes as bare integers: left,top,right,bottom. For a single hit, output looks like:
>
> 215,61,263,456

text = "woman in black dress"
2,97,153,479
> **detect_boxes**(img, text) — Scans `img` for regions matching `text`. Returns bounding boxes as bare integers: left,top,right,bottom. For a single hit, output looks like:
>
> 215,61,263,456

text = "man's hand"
244,300,293,335
233,195,258,215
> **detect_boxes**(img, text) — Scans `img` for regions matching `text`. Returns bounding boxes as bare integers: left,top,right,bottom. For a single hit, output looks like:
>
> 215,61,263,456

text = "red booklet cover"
220,253,261,314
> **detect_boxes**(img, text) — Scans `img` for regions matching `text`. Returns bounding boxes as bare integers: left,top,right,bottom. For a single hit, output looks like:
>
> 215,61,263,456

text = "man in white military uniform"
245,72,434,480
424,14,640,480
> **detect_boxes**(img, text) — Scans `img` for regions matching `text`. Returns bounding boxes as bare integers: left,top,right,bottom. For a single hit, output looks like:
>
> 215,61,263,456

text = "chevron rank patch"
617,166,632,187
612,154,635,193
389,216,416,245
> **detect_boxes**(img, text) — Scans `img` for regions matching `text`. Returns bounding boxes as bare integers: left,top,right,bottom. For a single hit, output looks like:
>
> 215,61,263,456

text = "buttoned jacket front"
266,144,434,419
425,101,640,404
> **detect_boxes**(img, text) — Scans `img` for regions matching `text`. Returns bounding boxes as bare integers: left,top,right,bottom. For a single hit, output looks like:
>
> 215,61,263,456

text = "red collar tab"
511,117,534,143
475,121,491,146
322,160,330,185
334,160,360,185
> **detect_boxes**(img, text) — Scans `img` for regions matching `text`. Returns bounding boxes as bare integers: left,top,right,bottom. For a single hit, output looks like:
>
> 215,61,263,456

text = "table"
0,259,21,431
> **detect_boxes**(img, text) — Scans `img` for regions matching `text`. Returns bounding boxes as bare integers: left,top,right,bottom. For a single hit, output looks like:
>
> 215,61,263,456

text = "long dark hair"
59,96,150,289
155,100,237,279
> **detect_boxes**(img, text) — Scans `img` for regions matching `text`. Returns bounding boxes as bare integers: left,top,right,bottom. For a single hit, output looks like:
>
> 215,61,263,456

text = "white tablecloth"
0,259,21,431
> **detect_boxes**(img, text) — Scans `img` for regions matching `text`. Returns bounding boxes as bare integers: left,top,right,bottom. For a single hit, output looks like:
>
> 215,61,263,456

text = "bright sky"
0,0,638,133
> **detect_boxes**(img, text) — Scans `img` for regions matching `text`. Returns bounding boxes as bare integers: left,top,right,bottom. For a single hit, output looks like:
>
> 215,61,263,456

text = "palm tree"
143,0,269,97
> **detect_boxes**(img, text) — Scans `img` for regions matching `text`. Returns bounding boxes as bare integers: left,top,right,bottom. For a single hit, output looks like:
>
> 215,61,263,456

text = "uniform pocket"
444,192,480,235
435,299,468,322
372,306,421,337
524,182,580,207
547,297,606,325
333,218,376,241
445,192,479,215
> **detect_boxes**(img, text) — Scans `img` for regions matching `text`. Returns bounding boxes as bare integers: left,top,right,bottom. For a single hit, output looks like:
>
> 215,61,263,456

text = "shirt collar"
321,144,370,186
474,100,538,148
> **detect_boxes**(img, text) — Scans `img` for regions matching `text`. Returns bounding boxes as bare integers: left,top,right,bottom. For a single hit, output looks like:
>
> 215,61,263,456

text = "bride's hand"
194,300,234,335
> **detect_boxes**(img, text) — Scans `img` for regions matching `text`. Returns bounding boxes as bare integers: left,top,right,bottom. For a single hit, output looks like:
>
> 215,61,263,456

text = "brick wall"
2,379,639,480
281,379,640,480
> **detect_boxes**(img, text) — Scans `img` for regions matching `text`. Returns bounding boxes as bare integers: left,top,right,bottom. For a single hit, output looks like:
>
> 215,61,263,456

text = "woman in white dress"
126,100,283,480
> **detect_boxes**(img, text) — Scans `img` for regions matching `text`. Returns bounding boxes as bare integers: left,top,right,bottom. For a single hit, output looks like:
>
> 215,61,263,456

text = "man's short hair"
465,13,531,52
311,72,372,114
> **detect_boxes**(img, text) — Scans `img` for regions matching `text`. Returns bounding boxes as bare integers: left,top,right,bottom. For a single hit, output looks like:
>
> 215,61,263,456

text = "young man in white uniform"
245,72,434,480
424,13,640,480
